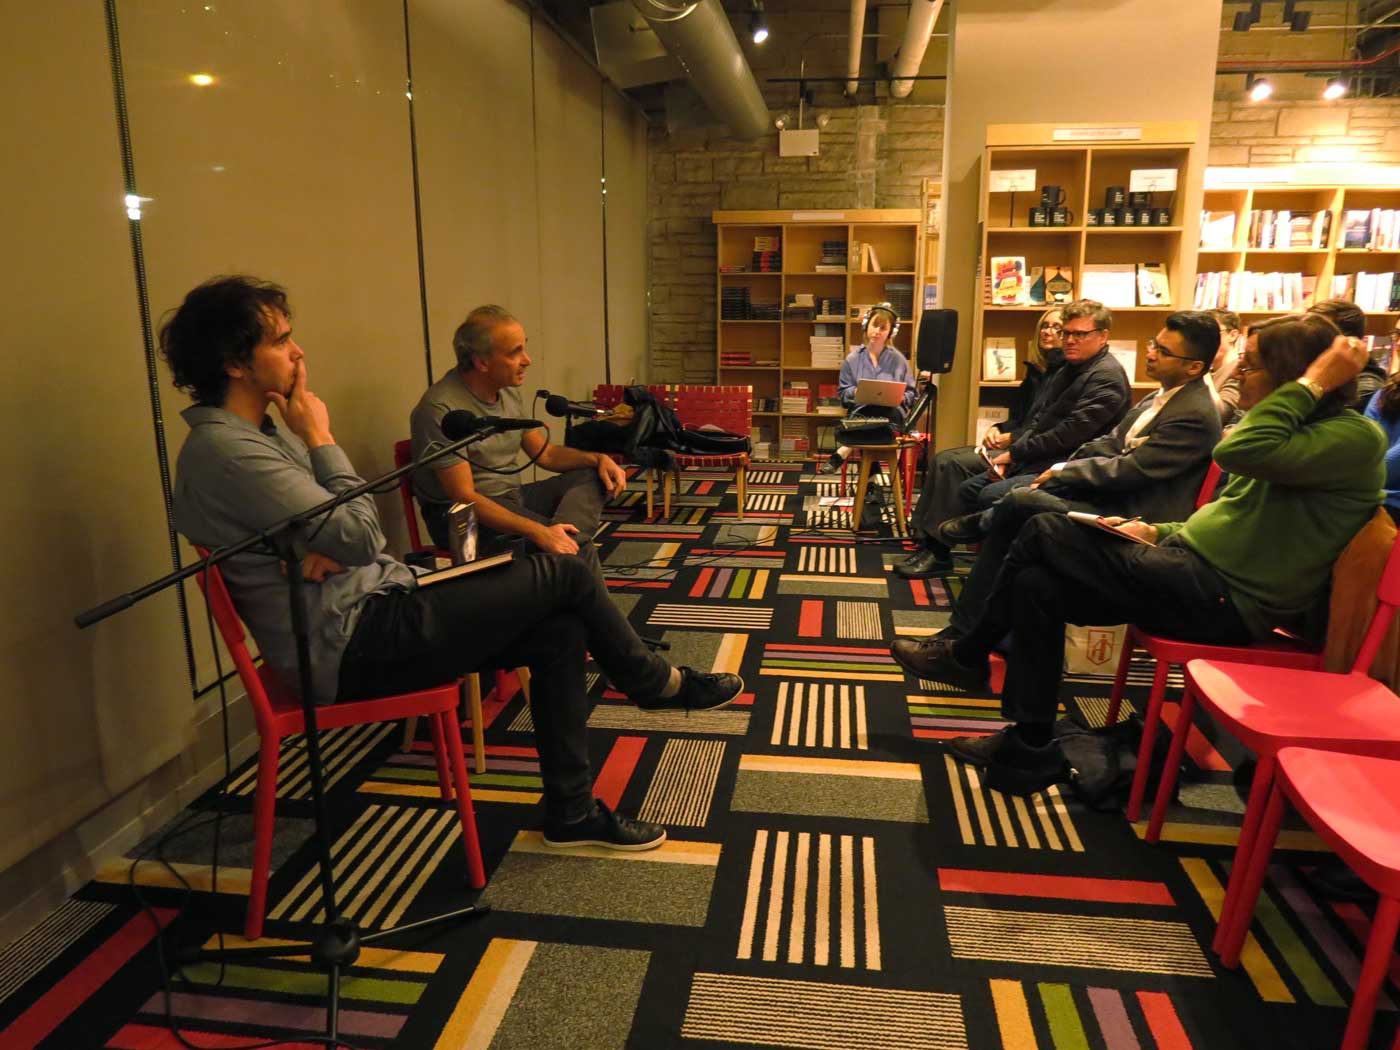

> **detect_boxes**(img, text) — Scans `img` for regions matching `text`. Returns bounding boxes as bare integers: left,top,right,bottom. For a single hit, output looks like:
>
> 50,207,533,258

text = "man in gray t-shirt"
410,305,624,584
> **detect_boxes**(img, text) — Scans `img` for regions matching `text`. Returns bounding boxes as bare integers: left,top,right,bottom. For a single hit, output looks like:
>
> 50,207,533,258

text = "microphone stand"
75,424,514,1046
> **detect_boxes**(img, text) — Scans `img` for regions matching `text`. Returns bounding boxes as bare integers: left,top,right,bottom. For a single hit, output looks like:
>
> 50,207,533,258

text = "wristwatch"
1296,376,1325,400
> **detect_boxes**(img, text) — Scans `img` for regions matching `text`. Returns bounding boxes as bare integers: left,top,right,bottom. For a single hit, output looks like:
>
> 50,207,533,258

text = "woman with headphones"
819,302,917,474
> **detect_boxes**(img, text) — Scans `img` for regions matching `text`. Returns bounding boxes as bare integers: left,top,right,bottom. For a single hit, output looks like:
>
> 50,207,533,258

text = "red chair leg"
1347,896,1400,1050
839,457,849,497
1126,656,1171,823
1215,777,1287,968
440,711,486,889
494,669,511,701
1145,673,1194,842
1104,635,1135,728
428,711,453,801
1214,751,1279,957
244,735,281,941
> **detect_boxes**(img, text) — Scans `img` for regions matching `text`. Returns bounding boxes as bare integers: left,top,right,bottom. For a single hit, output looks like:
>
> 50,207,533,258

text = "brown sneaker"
890,637,990,690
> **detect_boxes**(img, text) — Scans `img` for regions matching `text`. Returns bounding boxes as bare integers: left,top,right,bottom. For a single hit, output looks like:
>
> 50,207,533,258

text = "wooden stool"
848,442,910,537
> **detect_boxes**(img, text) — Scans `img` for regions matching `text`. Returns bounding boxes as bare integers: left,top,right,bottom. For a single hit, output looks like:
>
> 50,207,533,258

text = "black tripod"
75,426,513,1045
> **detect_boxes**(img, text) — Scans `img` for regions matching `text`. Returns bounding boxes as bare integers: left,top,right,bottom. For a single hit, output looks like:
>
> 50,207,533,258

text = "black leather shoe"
984,733,1067,796
945,726,1011,767
893,548,954,579
936,512,986,546
890,637,990,690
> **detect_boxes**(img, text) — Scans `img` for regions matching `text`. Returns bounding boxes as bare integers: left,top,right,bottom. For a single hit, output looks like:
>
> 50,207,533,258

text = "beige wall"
1208,98,1400,167
0,1,647,940
938,0,1222,448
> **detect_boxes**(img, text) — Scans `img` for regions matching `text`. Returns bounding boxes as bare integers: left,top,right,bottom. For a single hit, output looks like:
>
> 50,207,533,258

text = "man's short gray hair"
452,305,517,369
1061,299,1113,331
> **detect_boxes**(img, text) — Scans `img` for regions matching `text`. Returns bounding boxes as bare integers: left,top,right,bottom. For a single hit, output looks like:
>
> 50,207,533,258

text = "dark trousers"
337,554,669,823
426,468,607,586
909,446,997,546
955,515,1251,726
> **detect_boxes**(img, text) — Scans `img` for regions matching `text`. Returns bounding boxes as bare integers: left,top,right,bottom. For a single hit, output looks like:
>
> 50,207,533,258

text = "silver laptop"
854,378,906,408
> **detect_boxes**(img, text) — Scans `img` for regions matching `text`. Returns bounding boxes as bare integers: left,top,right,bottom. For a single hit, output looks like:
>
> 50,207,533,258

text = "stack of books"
816,241,848,273
721,286,751,320
815,382,845,416
785,292,816,320
1246,209,1332,249
751,235,781,272
1199,210,1238,250
780,417,810,458
750,298,782,321
1342,209,1400,250
750,424,774,461
884,280,914,320
1331,271,1400,312
781,381,812,414
809,324,845,368
754,396,779,413
815,296,846,322
720,350,753,366
1194,271,1317,312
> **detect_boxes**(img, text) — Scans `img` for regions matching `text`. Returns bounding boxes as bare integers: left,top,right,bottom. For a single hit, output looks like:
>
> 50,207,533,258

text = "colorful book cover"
990,256,1027,305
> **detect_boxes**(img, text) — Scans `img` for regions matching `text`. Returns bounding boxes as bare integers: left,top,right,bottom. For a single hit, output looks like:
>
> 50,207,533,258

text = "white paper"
1129,168,1178,192
1080,264,1138,308
989,168,1036,193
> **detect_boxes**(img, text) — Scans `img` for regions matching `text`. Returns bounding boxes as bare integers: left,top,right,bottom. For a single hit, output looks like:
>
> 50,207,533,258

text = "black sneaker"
945,726,1012,767
936,512,987,546
893,548,954,579
542,800,666,852
640,668,744,711
890,637,990,690
985,733,1067,797
818,453,844,475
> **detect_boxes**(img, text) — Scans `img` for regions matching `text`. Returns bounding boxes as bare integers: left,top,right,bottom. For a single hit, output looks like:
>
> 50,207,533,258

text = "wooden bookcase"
713,207,933,461
966,124,1200,443
1197,170,1400,344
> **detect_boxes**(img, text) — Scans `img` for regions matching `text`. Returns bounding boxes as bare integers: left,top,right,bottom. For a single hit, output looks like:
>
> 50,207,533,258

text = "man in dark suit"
913,310,1222,640
896,299,1132,578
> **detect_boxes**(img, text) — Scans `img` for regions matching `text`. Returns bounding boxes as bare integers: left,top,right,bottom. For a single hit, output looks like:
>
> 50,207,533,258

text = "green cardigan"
1155,381,1385,640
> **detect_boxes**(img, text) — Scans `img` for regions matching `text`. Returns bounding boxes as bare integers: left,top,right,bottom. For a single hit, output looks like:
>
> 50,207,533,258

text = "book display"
1195,171,1400,341
714,207,934,459
966,123,1199,441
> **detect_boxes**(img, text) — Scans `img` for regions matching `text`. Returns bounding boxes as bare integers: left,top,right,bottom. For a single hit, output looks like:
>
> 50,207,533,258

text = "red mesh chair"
1102,460,1321,823
1219,748,1400,1050
1157,531,1400,968
393,439,529,771
589,384,672,519
666,384,752,520
193,551,485,940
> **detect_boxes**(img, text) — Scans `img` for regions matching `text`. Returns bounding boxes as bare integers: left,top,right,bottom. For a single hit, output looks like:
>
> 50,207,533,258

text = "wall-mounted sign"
1129,168,1179,192
1052,127,1143,142
790,211,846,220
989,169,1036,193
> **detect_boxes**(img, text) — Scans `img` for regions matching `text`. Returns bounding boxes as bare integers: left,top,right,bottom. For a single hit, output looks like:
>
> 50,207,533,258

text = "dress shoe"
935,512,986,547
818,452,844,475
945,726,1011,767
983,732,1067,796
893,548,954,579
889,637,990,690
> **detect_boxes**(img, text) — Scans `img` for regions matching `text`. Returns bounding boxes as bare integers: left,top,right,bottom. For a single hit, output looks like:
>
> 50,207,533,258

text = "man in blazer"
897,299,1132,578
928,311,1222,637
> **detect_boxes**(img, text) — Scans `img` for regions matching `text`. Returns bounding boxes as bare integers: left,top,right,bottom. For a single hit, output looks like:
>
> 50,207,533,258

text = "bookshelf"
966,123,1201,443
1195,171,1400,329
713,207,933,461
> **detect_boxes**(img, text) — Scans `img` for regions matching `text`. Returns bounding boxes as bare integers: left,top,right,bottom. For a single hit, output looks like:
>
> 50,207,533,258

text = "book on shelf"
1045,265,1073,304
1027,266,1047,305
1245,209,1331,250
923,281,938,311
1351,271,1400,312
1341,209,1400,250
1199,210,1237,250
1107,341,1138,382
974,405,1010,447
983,337,1017,381
990,256,1027,305
1342,210,1374,249
863,243,882,272
1197,270,1314,312
1080,263,1137,308
1135,263,1171,307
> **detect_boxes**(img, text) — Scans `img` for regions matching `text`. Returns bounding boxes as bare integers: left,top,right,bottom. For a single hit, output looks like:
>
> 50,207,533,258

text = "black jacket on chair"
1008,347,1132,475
1040,375,1222,523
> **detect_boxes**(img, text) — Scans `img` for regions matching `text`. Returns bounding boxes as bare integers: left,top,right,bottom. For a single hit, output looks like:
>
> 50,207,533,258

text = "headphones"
861,302,900,341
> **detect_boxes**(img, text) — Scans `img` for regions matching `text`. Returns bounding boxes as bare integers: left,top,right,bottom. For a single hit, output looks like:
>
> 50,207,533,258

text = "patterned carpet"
0,462,1386,1049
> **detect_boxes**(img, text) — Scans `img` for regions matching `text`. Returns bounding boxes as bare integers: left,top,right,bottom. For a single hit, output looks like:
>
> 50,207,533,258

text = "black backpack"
1054,714,1184,812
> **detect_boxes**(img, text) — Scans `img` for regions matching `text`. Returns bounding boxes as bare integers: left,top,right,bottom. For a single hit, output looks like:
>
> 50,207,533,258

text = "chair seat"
1134,626,1316,666
262,666,459,734
1187,659,1400,754
1277,747,1400,902
669,452,749,468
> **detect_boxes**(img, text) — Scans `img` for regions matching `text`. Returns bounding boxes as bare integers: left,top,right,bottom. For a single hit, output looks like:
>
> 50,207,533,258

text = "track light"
1246,74,1273,102
1323,77,1348,100
1232,10,1253,30
749,0,768,44
773,112,789,131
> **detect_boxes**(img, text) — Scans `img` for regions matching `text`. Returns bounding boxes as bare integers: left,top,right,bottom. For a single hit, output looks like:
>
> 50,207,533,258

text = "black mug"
1040,185,1065,208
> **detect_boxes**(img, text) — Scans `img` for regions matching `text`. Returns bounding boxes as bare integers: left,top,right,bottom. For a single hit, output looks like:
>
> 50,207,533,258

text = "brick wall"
1207,98,1400,167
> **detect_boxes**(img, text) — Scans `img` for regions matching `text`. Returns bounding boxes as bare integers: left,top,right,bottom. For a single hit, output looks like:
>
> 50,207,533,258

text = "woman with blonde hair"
983,307,1065,450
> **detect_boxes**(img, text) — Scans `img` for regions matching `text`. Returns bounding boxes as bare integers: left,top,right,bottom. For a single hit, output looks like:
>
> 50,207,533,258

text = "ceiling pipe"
1217,41,1400,70
629,0,769,139
845,0,868,97
888,0,944,99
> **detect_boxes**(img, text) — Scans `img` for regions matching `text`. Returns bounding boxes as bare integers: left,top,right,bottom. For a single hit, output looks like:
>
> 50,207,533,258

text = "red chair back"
672,384,752,435
591,384,673,411
393,439,432,553
192,549,285,735
1353,532,1400,674
1194,460,1223,510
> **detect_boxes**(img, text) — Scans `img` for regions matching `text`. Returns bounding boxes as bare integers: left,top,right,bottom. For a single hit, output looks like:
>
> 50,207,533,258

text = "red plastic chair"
666,384,752,520
193,551,486,940
394,439,529,771
1160,532,1400,968
1218,748,1400,1050
1103,460,1321,822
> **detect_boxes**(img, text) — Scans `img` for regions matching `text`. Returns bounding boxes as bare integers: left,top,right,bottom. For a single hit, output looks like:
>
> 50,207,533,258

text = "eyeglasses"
1039,322,1064,332
1146,340,1196,362
1236,357,1264,378
1061,327,1104,341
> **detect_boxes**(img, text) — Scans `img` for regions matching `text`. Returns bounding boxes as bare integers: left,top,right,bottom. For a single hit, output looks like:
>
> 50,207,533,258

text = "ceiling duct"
845,0,868,96
629,0,770,139
889,0,944,99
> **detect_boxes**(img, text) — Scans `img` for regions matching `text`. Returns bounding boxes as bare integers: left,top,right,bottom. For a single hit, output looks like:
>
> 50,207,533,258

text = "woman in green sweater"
890,314,1385,794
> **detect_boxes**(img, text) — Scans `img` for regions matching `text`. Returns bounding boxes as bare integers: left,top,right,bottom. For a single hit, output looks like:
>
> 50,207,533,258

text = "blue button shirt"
837,344,916,410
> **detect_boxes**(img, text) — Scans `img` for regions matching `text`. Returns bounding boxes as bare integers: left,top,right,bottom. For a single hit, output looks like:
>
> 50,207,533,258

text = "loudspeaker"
917,308,957,374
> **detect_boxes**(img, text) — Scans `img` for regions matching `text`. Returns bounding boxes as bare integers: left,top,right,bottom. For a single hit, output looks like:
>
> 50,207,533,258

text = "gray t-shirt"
172,406,416,704
410,368,527,508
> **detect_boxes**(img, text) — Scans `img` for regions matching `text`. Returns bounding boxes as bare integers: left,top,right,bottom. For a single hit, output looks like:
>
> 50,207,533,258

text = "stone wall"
1207,98,1400,167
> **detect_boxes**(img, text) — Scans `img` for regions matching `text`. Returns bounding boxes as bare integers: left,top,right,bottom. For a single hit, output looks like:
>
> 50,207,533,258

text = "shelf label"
989,169,1036,193
791,211,846,220
1129,168,1178,192
1052,126,1142,141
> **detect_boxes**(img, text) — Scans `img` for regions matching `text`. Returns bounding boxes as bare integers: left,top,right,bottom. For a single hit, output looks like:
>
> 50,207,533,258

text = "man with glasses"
896,300,1132,578
898,312,1222,642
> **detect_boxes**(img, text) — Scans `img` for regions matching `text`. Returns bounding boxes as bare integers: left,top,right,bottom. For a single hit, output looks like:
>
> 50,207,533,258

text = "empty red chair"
193,551,485,940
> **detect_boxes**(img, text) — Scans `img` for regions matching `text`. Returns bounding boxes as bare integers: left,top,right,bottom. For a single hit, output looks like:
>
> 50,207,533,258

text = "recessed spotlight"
1246,74,1273,102
1323,77,1348,100
750,0,768,44
188,72,215,87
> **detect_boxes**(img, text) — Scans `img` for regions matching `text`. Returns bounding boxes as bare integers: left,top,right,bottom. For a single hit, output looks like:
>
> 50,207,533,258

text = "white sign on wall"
1053,127,1143,141
1129,168,1179,192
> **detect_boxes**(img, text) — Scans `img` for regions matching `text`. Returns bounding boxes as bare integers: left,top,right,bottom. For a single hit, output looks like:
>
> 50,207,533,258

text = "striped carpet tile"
736,830,882,970
687,566,771,601
989,979,1198,1050
268,803,464,930
361,748,543,805
760,642,902,682
682,548,785,569
772,681,869,750
588,704,751,736
796,546,857,574
748,469,796,484
0,899,114,1004
646,603,773,630
682,973,967,1050
638,739,726,826
942,756,1084,852
945,906,1213,976
226,723,393,800
835,600,882,639
745,493,788,512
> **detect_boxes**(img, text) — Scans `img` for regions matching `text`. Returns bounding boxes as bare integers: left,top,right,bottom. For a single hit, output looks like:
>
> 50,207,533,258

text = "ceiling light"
1323,77,1348,100
773,112,788,131
749,1,768,44
1246,74,1273,102
188,72,215,86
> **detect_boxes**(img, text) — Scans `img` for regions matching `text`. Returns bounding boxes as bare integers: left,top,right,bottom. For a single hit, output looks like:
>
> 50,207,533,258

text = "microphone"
543,394,606,419
441,409,543,440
